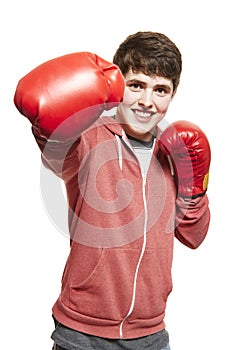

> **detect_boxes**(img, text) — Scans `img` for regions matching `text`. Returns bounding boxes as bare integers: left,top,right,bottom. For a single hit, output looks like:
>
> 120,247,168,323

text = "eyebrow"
156,84,172,92
126,79,145,84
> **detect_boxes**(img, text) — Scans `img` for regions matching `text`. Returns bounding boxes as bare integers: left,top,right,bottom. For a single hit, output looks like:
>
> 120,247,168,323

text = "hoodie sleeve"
32,126,80,182
175,194,210,249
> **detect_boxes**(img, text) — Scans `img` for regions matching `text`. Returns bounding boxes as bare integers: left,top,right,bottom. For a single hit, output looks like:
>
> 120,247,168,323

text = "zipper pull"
142,176,147,187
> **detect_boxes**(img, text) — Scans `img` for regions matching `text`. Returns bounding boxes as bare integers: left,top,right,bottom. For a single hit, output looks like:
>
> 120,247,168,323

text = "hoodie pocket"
129,246,173,322
68,247,141,321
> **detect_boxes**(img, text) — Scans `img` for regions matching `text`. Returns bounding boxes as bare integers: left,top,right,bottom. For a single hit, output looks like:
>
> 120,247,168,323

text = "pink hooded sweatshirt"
33,116,210,339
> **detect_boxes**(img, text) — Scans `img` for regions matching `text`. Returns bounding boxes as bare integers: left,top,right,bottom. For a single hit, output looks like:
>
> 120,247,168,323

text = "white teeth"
135,110,151,118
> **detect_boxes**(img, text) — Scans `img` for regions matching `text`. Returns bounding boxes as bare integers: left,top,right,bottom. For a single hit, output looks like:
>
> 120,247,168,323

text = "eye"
155,86,170,96
158,87,165,93
127,83,143,92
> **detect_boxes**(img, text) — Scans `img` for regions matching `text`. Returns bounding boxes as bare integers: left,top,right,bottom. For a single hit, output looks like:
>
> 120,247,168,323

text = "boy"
14,31,210,350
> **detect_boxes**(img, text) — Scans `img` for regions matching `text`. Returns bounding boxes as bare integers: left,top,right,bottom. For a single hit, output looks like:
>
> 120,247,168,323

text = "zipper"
119,174,148,339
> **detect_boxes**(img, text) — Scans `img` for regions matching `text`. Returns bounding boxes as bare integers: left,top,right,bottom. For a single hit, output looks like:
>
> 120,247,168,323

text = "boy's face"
116,70,174,141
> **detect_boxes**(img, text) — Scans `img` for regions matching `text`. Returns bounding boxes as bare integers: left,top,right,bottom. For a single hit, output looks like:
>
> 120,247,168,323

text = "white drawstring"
167,155,175,176
115,135,123,170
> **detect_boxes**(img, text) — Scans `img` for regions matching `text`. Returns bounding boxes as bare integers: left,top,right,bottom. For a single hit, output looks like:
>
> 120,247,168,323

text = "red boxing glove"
159,120,211,198
14,52,124,140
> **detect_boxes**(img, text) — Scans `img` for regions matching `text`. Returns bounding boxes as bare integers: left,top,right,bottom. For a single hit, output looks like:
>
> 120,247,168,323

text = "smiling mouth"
133,109,154,120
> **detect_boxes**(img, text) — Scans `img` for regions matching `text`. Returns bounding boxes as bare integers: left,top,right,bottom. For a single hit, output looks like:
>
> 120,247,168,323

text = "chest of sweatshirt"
62,117,177,249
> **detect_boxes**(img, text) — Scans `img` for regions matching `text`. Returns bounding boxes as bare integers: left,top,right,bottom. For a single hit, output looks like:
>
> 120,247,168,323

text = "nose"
138,89,153,108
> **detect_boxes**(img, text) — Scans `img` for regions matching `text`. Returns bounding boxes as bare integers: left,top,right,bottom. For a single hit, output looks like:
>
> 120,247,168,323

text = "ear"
172,89,177,99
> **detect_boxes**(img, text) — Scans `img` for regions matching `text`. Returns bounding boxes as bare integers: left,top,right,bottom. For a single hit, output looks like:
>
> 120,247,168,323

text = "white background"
1,0,232,349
